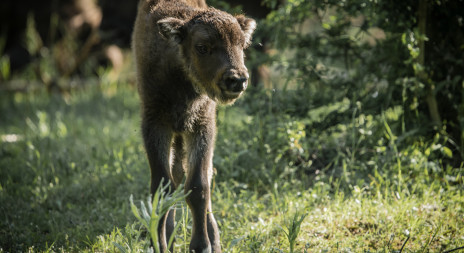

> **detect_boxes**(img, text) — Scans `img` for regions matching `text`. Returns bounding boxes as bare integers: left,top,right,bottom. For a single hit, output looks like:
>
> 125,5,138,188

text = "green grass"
1,82,463,252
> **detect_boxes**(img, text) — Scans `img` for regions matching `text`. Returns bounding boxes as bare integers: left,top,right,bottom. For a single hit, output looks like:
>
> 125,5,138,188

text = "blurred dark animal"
0,0,136,87
132,0,255,252
0,0,101,72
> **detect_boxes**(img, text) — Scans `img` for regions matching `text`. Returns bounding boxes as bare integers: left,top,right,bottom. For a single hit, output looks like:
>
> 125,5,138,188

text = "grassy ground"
0,81,463,252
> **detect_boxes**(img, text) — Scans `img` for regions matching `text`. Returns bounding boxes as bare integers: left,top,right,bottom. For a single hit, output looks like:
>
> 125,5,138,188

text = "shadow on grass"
0,85,149,251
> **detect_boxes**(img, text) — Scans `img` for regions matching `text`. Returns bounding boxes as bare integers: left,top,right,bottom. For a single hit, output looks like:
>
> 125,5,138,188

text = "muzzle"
220,69,249,95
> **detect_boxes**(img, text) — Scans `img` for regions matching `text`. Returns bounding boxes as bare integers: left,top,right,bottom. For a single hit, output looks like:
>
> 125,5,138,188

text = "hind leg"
161,135,186,251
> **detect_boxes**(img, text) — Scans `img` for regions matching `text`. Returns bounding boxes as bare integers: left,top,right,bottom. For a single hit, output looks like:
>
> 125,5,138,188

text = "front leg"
207,199,221,252
184,125,220,253
141,120,174,253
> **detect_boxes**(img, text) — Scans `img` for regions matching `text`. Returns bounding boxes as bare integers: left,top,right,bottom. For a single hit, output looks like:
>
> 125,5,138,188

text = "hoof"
190,243,211,253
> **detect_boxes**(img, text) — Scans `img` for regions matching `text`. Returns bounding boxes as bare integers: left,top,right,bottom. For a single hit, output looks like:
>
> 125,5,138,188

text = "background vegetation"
1,0,463,252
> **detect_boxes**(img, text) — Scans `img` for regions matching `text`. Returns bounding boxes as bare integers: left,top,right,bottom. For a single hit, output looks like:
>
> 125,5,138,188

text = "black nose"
225,76,248,92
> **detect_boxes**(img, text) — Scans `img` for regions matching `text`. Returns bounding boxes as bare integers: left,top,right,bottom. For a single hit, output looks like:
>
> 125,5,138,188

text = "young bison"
132,0,256,252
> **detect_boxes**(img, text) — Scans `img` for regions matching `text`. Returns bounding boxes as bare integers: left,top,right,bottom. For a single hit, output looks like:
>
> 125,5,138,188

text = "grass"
0,81,463,252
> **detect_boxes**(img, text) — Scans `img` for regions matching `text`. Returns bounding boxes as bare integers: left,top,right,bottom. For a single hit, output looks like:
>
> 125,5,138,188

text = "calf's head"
158,9,256,104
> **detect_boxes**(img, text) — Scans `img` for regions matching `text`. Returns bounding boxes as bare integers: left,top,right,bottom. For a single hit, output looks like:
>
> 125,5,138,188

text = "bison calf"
132,0,256,252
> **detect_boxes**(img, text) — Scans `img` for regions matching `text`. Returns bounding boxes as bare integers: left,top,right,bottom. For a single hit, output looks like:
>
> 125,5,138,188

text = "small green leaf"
112,242,127,253
425,148,431,157
130,195,142,221
441,147,453,158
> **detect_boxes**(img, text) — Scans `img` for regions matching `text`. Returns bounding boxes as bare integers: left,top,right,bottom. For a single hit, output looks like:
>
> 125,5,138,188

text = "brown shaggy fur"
132,0,255,252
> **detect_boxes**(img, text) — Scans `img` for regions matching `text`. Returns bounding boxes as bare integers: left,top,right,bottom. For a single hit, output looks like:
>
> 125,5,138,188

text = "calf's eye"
195,45,208,55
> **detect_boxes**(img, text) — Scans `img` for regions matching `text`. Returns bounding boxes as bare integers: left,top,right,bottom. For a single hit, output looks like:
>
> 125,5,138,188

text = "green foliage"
255,0,464,163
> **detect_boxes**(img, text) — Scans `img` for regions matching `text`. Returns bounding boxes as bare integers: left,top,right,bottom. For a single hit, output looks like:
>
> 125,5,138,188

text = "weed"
280,212,308,253
116,179,190,253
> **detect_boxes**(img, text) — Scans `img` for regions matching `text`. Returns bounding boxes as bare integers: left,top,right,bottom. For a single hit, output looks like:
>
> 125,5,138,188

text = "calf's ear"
235,15,256,48
157,17,185,43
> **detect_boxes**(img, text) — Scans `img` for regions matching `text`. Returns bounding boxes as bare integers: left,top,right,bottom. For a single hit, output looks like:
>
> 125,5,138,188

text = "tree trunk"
418,0,441,127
